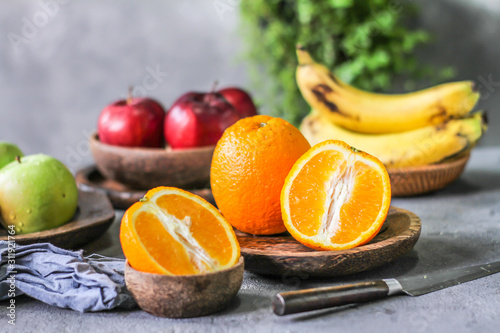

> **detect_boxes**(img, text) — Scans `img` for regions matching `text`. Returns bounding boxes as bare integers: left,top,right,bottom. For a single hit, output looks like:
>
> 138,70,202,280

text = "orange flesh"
336,161,384,243
135,211,195,275
131,192,237,275
155,194,233,266
120,187,240,275
288,150,385,244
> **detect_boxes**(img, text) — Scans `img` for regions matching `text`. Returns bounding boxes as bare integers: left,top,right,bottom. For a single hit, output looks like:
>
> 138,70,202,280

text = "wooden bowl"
125,257,244,318
90,132,214,190
388,153,470,197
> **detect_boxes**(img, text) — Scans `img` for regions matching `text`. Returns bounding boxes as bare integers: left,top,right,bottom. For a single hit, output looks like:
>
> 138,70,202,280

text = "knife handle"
272,280,397,316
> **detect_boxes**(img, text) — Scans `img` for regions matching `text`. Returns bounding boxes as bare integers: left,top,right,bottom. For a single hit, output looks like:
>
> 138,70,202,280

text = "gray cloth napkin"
0,241,136,312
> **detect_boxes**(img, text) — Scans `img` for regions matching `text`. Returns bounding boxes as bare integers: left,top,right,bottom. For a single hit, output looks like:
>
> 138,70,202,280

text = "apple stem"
127,86,134,104
15,156,21,163
211,80,219,93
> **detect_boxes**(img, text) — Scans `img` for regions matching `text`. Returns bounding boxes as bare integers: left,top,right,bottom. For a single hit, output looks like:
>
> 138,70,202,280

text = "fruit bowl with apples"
89,86,257,193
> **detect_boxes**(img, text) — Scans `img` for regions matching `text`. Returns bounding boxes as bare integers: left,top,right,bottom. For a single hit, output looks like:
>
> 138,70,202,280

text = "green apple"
0,154,78,234
0,141,24,169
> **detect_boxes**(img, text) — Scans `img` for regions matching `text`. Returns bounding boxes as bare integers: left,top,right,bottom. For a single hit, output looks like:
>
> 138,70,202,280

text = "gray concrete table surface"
1,146,499,333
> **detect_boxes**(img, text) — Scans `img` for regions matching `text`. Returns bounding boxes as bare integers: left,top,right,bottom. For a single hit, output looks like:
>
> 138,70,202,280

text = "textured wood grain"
90,132,214,190
0,190,115,249
76,166,215,210
388,154,469,196
125,257,244,318
236,207,421,277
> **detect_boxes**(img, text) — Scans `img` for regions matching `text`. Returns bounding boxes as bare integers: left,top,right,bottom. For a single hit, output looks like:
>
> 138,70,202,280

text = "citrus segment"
134,210,195,275
281,140,391,251
120,187,240,275
211,115,311,235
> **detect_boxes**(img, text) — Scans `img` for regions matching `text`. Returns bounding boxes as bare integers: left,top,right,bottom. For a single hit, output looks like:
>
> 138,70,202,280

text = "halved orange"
281,140,391,251
120,187,240,275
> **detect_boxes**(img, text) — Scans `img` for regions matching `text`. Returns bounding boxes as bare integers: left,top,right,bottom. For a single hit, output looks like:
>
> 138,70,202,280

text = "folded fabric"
0,241,136,312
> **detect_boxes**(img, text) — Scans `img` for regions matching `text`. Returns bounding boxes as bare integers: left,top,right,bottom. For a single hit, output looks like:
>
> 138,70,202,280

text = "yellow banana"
296,47,480,134
300,109,487,168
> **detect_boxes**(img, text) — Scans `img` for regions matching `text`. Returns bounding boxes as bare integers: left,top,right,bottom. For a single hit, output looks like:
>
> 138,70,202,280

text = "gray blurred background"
1,0,499,172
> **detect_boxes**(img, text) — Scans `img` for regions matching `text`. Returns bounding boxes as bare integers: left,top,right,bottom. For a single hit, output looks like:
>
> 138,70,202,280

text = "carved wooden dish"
76,165,215,210
388,153,470,196
125,257,244,318
236,207,420,277
0,190,115,249
90,132,214,190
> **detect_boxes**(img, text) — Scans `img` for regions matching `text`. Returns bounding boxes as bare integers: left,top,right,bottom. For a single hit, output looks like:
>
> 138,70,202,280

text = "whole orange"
210,115,311,235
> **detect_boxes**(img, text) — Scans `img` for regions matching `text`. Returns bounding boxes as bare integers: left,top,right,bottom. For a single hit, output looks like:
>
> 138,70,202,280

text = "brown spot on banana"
317,84,333,93
311,87,353,119
481,112,489,126
429,106,448,124
435,122,448,132
306,119,318,135
311,88,338,112
471,81,478,93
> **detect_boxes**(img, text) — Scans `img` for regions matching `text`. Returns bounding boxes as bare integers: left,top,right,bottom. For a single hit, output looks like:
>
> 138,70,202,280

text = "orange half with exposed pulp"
120,187,240,275
281,140,391,251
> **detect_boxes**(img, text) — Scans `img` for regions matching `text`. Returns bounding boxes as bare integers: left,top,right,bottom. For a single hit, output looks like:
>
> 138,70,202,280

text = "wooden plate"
235,207,421,277
75,165,215,210
388,153,470,197
0,190,115,249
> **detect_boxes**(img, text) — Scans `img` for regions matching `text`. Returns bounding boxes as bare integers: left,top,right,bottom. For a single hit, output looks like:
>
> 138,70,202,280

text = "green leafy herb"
239,0,455,126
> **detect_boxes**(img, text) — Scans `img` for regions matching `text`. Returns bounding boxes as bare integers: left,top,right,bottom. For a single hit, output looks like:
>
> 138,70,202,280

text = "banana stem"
296,48,314,65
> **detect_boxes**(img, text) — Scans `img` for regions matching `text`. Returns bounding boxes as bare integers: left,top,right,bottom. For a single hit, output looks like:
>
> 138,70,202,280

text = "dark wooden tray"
75,165,215,210
235,206,421,277
0,190,115,249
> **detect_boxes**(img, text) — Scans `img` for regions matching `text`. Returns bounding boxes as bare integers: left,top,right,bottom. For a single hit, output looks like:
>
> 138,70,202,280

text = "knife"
272,260,500,316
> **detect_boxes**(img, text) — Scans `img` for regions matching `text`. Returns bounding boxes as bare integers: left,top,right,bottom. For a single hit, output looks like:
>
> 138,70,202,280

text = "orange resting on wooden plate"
120,186,240,275
210,115,311,235
281,140,391,251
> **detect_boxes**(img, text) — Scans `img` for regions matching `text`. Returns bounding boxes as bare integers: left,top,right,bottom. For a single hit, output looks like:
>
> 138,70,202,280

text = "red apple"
165,91,240,149
98,90,165,148
218,87,258,118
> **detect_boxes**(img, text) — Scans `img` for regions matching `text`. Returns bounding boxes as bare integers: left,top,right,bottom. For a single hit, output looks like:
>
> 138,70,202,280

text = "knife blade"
272,260,500,316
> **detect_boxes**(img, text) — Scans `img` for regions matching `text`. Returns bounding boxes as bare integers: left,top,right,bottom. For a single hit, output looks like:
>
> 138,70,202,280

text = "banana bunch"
296,47,487,168
301,110,486,168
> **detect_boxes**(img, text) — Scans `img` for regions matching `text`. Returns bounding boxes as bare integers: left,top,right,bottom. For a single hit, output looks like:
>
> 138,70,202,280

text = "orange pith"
281,140,391,251
210,115,311,235
120,187,240,275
